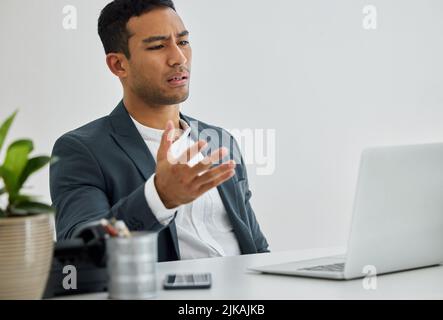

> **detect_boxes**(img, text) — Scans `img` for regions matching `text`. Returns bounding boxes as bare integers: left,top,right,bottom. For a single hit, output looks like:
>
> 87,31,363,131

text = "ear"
106,53,129,78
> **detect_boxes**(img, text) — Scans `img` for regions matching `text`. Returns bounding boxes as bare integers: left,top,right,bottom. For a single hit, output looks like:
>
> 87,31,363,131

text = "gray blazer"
50,101,269,261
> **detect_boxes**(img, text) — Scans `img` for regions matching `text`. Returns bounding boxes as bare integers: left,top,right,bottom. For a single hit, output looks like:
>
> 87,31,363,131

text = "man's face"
124,7,192,105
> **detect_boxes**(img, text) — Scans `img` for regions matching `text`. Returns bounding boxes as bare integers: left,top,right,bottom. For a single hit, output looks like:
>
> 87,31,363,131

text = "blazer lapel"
109,101,156,180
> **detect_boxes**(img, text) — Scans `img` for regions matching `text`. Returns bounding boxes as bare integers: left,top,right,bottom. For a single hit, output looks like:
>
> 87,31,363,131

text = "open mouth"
167,74,189,87
168,75,188,82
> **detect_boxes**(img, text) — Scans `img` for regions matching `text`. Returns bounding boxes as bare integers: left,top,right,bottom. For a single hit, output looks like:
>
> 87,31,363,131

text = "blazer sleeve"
242,160,270,253
232,135,270,253
50,133,170,240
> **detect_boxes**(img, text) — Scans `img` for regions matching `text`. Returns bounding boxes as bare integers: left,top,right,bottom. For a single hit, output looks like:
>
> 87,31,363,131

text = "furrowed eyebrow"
177,30,189,38
142,30,189,44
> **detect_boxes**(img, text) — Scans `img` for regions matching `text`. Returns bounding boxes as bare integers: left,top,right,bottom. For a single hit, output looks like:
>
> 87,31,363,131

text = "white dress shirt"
130,116,241,260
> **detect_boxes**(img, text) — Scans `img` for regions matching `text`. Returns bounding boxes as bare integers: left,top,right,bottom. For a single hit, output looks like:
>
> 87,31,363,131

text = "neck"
123,92,181,130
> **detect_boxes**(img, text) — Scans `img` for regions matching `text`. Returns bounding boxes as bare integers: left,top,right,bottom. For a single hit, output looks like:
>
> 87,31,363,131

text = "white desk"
57,246,443,300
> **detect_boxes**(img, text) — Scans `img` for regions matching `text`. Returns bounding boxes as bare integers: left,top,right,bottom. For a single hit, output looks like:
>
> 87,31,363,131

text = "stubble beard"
132,74,190,106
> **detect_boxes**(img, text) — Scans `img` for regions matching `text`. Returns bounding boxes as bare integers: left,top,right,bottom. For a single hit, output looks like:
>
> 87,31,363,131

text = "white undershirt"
130,116,241,260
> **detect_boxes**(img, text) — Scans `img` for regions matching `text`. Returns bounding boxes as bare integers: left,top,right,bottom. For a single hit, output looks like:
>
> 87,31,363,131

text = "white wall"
1,0,442,251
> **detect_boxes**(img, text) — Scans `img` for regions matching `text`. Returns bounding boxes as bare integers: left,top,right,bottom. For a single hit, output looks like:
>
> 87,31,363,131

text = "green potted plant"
0,111,54,299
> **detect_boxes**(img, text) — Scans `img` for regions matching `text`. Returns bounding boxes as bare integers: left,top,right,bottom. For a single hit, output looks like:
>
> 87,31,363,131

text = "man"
50,0,269,262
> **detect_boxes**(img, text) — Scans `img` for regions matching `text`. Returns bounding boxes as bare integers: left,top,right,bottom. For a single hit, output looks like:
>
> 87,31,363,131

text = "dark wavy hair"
98,0,176,58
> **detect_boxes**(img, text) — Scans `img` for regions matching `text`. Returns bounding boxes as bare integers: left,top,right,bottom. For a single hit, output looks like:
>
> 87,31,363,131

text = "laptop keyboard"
299,262,345,272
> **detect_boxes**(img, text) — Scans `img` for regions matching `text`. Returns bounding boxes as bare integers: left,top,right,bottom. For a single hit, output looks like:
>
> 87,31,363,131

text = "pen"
100,218,119,237
115,220,132,238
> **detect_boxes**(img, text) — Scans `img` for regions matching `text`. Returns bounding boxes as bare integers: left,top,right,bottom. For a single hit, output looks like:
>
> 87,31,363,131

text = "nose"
167,42,188,68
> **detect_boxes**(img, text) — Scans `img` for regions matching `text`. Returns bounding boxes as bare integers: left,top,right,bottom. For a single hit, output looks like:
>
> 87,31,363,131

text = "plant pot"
0,214,54,299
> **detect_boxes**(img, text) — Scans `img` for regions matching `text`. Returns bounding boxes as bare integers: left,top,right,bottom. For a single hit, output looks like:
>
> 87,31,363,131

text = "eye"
147,45,164,50
179,40,190,46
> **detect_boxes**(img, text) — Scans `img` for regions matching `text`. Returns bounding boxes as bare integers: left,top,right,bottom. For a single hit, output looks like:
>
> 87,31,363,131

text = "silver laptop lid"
344,143,443,279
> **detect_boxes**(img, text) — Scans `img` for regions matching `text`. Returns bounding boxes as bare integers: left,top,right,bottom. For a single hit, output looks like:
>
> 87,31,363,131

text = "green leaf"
0,110,18,155
9,193,37,206
17,156,51,191
0,166,16,197
8,201,53,216
2,139,33,195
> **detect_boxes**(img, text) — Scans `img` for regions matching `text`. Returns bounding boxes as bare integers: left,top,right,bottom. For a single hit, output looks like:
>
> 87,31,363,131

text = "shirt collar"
130,116,191,143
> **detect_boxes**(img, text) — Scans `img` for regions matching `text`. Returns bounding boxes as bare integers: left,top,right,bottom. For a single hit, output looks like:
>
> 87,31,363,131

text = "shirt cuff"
145,174,178,226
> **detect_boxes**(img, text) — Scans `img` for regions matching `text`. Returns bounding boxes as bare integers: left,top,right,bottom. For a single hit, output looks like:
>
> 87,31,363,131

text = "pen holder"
106,231,158,299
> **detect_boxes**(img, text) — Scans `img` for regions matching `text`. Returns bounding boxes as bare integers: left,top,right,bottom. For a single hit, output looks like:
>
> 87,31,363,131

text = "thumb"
157,120,174,162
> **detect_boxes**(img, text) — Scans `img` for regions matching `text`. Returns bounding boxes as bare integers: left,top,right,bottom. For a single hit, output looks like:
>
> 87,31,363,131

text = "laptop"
250,143,443,280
